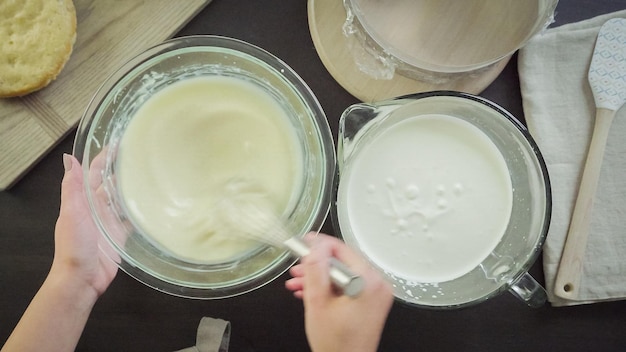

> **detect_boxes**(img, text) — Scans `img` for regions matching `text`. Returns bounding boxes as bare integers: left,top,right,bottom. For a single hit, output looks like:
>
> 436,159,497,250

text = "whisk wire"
215,180,365,297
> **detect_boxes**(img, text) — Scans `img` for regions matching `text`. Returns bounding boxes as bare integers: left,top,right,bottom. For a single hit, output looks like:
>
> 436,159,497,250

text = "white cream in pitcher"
338,114,512,283
117,76,303,263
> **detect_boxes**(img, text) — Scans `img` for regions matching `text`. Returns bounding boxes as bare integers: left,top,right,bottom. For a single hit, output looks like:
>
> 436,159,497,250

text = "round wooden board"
307,0,511,102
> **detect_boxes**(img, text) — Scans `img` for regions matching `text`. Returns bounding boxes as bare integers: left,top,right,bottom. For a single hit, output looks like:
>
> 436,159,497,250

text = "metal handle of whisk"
284,237,365,298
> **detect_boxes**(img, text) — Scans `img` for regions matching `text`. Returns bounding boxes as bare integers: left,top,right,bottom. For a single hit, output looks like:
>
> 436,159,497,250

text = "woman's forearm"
1,268,98,352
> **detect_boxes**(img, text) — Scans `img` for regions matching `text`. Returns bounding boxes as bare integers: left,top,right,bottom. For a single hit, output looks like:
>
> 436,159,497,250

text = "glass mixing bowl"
342,0,558,81
334,91,551,308
73,35,335,299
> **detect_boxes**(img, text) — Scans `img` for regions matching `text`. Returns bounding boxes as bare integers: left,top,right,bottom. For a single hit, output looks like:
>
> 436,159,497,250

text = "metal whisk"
217,184,364,298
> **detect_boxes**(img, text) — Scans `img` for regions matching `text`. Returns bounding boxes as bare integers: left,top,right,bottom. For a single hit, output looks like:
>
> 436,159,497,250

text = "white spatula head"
588,18,626,111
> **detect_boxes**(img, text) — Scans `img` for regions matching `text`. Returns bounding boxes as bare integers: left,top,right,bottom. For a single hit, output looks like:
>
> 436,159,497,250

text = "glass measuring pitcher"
333,91,551,308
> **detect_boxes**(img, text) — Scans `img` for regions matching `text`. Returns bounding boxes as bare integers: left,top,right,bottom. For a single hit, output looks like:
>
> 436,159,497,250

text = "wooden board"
307,0,511,103
0,0,212,191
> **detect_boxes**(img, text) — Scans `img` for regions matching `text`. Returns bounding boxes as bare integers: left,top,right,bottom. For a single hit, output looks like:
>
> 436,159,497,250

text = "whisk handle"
284,237,365,298
329,258,366,298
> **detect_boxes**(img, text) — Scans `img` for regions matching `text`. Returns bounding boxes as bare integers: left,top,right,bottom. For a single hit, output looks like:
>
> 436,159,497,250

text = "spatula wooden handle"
554,108,616,300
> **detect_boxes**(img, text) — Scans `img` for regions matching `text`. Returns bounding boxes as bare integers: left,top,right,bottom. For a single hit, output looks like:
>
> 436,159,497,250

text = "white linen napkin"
518,10,626,306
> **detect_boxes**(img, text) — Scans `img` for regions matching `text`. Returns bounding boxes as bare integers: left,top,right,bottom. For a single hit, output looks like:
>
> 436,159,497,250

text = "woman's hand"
2,154,118,352
50,153,118,297
285,233,394,352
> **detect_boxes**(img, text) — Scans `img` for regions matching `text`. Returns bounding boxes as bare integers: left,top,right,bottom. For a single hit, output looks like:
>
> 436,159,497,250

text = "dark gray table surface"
2,1,626,351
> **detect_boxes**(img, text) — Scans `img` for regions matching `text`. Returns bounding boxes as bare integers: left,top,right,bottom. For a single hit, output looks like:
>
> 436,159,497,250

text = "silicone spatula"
554,18,626,300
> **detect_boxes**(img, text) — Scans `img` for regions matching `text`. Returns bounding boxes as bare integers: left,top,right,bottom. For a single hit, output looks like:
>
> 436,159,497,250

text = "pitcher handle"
508,272,547,308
